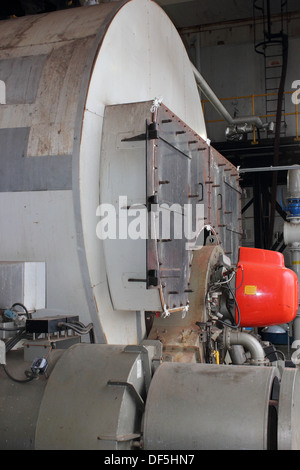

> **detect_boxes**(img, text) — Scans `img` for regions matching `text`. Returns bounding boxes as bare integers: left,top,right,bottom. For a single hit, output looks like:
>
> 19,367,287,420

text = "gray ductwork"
226,329,267,365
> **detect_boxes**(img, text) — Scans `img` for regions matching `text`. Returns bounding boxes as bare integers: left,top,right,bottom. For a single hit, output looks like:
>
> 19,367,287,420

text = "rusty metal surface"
0,2,128,157
146,104,242,361
148,245,224,362
146,103,242,361
0,1,208,345
154,104,242,265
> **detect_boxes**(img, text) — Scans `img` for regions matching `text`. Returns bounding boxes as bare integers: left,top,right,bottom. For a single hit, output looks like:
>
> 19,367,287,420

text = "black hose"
227,283,241,328
207,281,241,329
10,303,31,319
265,349,286,361
2,364,36,383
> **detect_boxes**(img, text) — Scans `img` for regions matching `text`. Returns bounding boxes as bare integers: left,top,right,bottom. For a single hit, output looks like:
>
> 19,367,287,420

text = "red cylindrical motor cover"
235,247,299,327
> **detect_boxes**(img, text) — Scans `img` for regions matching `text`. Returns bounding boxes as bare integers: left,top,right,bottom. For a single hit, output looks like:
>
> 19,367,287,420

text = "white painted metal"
284,220,300,246
99,101,162,313
0,1,206,344
81,0,206,342
0,262,45,311
0,340,5,365
0,80,5,104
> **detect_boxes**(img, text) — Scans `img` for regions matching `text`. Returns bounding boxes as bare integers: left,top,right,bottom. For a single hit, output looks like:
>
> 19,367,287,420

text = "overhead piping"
191,62,270,131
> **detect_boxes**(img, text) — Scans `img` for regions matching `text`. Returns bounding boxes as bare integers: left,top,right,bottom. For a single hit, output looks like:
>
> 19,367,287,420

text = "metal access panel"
146,104,242,312
100,101,242,313
100,101,162,312
0,262,46,311
146,108,204,313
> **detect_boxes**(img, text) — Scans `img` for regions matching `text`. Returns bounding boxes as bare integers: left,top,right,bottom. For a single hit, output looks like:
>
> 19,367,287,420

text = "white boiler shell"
0,0,206,344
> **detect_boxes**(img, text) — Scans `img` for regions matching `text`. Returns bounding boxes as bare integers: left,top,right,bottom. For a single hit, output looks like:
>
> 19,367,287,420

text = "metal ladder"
253,0,289,137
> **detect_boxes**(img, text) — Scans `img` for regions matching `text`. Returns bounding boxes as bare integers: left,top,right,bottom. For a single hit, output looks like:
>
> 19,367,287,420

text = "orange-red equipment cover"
235,247,299,327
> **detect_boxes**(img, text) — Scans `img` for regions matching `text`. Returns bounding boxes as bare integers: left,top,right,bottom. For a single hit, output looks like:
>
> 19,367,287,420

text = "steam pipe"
191,62,267,129
228,330,266,365
283,167,300,341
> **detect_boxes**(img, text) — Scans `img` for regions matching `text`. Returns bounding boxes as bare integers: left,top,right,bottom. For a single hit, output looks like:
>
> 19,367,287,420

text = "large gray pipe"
191,63,267,129
229,330,266,365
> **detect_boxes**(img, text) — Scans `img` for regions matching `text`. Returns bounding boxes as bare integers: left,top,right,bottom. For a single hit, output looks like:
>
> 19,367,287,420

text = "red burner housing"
235,247,299,327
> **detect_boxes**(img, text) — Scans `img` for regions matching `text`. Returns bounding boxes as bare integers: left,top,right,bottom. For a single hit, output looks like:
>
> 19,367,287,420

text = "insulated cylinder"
284,221,300,246
143,362,280,450
0,0,205,345
0,343,153,450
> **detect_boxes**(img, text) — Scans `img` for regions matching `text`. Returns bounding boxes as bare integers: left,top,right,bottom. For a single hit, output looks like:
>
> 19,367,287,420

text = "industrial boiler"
0,0,300,450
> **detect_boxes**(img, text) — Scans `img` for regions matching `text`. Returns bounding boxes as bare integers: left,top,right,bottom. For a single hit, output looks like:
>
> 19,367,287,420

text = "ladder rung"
265,53,283,58
265,44,284,49
266,99,285,103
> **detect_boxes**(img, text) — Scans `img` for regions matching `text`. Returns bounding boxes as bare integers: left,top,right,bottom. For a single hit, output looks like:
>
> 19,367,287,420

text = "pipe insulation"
284,222,300,246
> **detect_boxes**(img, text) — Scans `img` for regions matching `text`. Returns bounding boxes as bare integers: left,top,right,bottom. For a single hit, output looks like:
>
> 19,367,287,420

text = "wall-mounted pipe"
191,62,269,130
238,165,300,174
283,167,300,341
284,222,300,245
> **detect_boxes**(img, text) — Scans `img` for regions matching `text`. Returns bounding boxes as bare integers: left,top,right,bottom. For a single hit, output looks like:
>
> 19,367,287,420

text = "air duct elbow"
227,330,266,365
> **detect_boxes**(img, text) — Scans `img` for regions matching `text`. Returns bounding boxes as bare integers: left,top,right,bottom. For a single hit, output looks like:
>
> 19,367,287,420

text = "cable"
10,303,31,319
265,349,286,361
214,270,236,286
235,265,244,290
5,329,26,353
57,321,95,343
226,283,241,328
58,321,93,334
207,272,241,329
2,364,36,383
